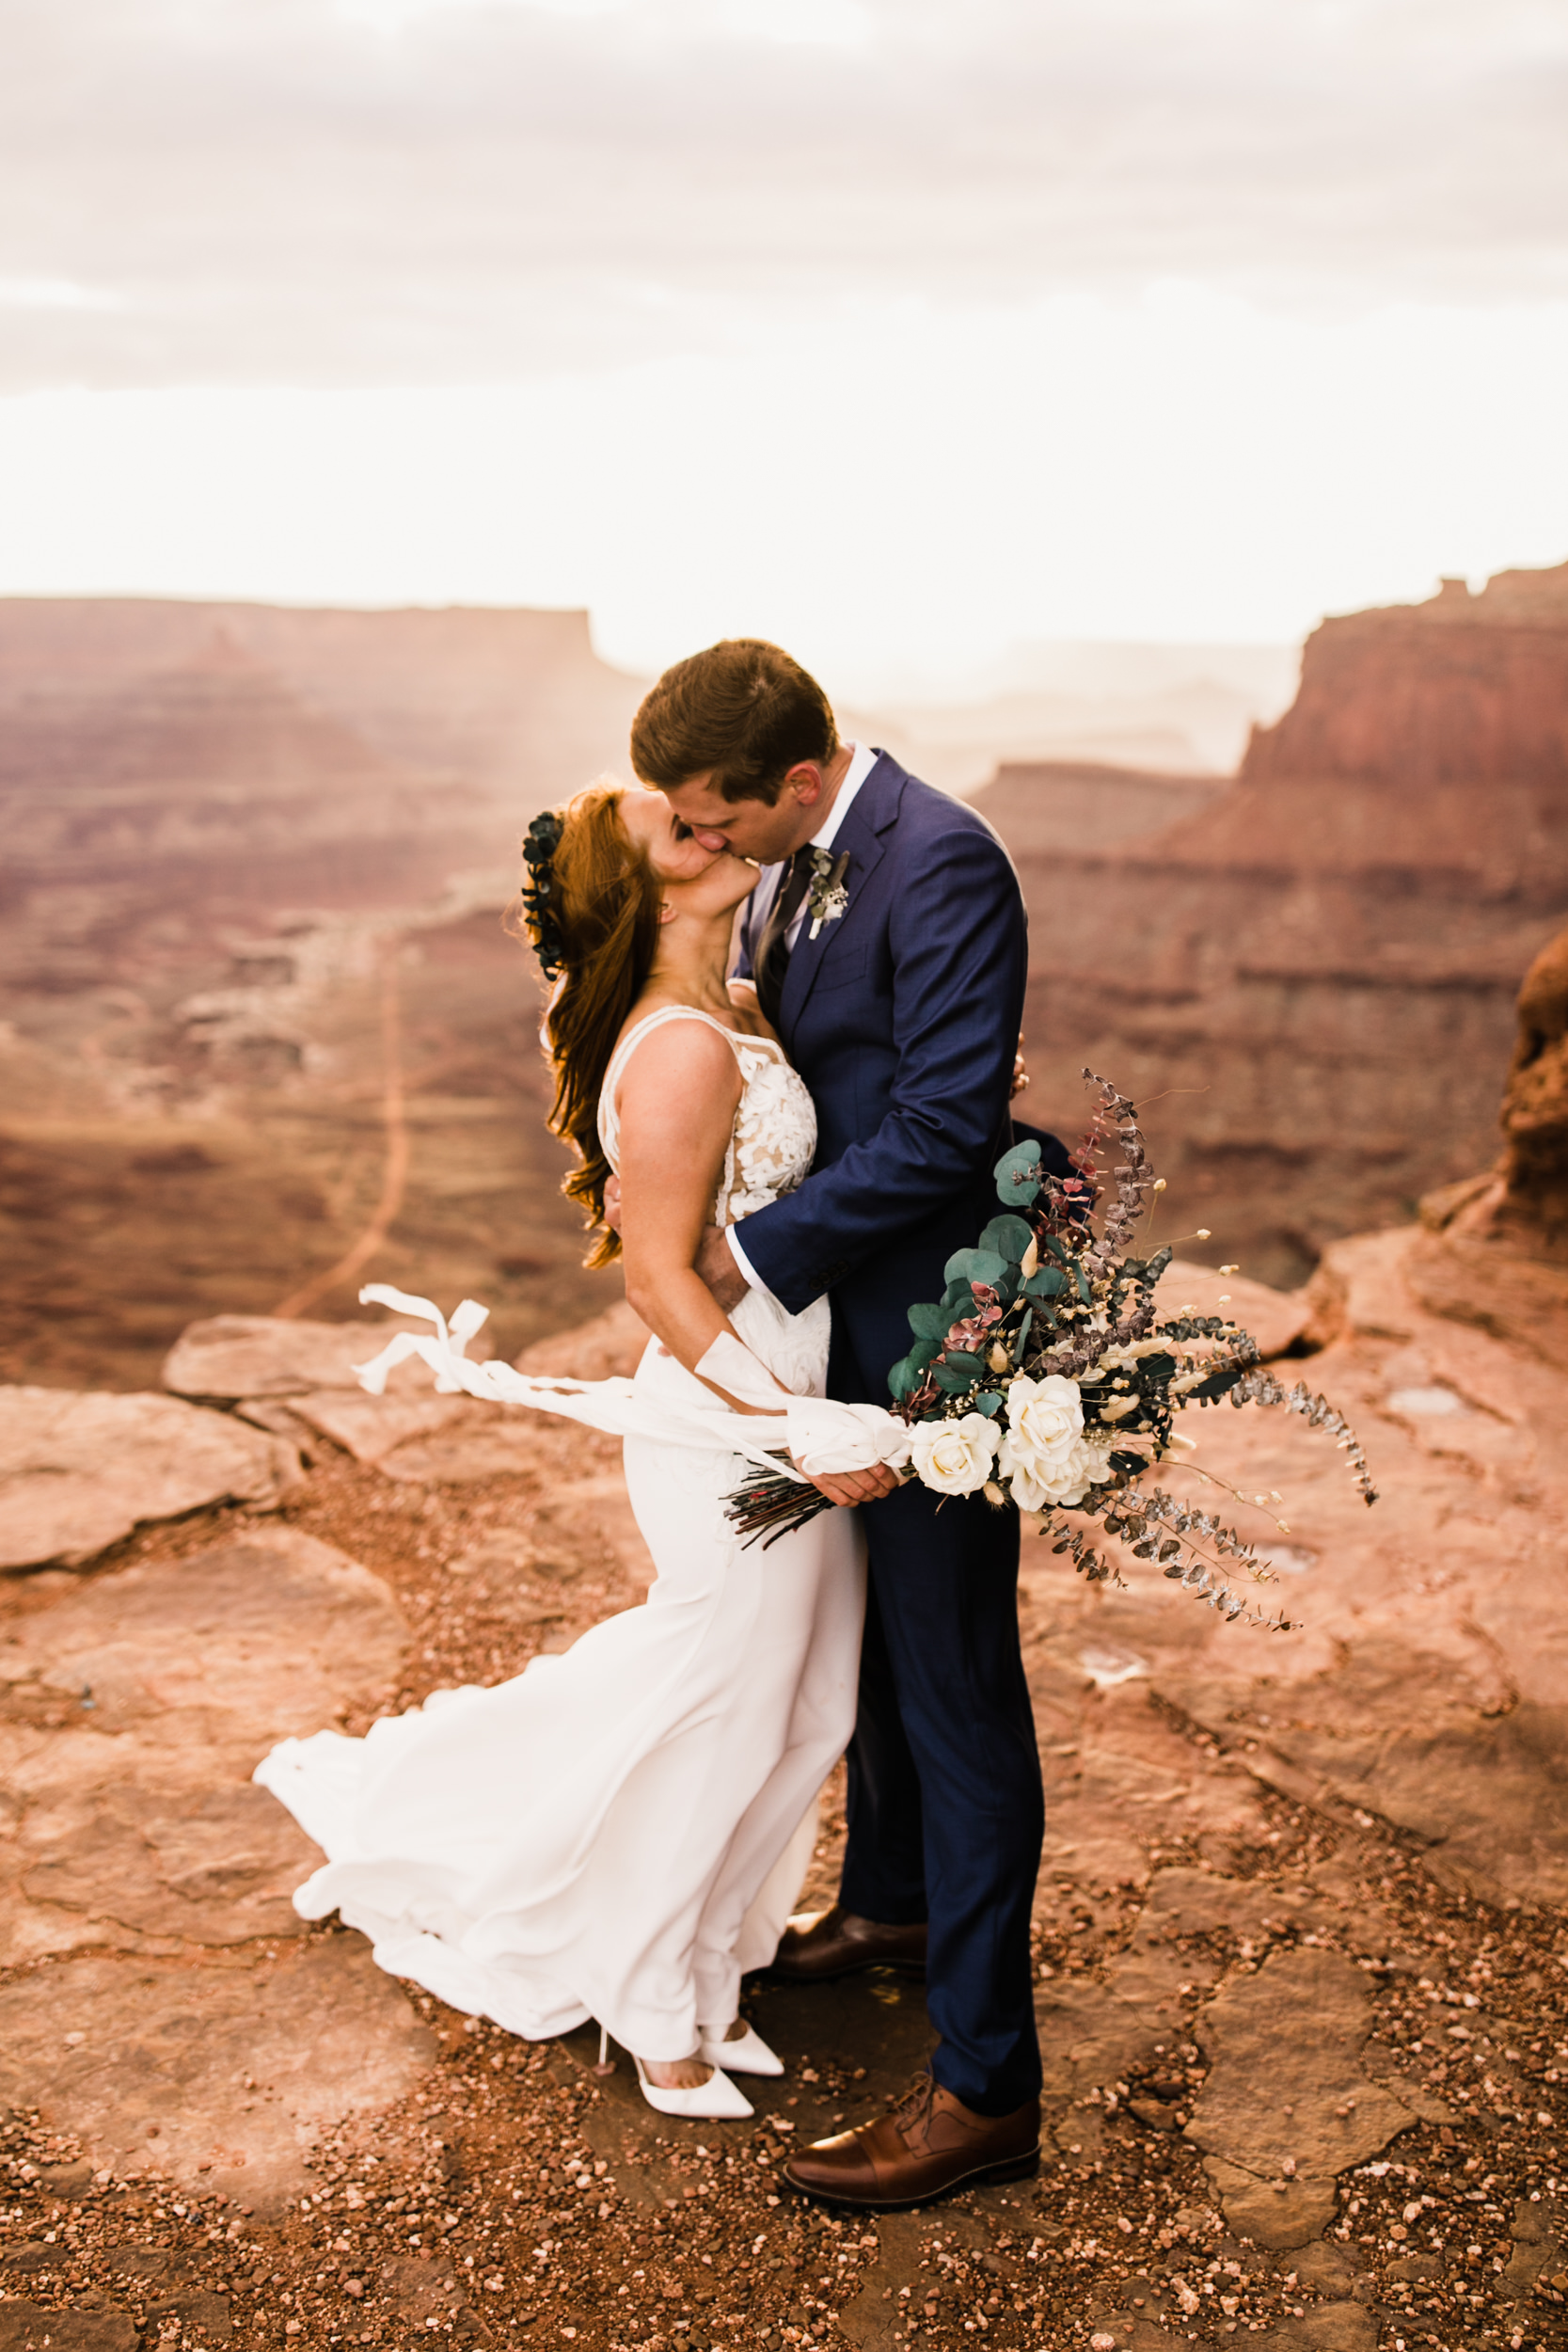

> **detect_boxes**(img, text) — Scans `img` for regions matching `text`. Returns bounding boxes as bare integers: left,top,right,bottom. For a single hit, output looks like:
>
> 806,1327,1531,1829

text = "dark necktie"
753,848,815,1031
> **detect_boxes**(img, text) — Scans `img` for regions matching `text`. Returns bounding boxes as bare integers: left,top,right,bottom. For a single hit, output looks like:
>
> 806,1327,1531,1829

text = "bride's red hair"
508,781,662,1265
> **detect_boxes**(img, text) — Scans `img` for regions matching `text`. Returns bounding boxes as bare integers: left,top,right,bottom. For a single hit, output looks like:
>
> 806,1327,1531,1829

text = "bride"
256,779,866,2121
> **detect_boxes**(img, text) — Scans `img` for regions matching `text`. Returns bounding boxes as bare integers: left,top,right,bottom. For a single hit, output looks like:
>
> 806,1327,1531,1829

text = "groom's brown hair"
630,639,838,805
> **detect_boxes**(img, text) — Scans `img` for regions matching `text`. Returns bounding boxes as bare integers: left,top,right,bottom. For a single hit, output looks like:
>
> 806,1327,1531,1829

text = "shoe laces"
891,2072,938,2142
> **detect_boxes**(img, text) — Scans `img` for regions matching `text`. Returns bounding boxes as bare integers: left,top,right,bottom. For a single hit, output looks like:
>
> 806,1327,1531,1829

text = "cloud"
1,0,1564,386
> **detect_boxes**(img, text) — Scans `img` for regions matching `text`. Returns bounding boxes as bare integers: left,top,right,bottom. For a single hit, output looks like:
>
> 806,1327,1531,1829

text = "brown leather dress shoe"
781,2074,1040,2210
769,1906,927,1982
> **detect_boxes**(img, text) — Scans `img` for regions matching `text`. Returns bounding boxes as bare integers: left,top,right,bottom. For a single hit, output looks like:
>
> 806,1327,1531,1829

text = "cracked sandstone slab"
1,1529,404,1961
0,1388,301,1571
0,1939,436,2213
1184,1947,1415,2250
160,1314,428,1402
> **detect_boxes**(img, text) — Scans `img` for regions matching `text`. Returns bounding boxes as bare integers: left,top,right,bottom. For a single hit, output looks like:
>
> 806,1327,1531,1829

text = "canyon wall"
981,561,1568,1286
0,603,643,1389
3,566,1563,1381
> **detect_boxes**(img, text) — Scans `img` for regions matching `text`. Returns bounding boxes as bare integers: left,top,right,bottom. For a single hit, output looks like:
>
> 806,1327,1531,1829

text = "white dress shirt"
726,740,879,1296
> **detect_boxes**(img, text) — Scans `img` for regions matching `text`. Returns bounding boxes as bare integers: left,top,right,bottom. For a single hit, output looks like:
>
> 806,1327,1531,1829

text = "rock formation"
0,1386,301,1570
1242,562,1568,794
979,558,1568,1286
1500,927,1568,1249
1402,924,1568,1376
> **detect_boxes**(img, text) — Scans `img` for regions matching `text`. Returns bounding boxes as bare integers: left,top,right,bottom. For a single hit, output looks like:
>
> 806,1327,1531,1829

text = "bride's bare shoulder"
612,1007,743,1111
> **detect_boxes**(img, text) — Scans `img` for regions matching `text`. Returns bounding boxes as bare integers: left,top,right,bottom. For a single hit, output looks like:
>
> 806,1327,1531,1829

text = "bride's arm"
614,1018,788,1415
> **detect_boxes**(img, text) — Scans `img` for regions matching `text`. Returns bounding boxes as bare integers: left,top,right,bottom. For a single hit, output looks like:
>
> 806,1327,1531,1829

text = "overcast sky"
3,0,1566,688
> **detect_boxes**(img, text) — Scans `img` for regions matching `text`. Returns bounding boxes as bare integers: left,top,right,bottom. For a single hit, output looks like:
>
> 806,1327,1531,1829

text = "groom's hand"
695,1224,750,1312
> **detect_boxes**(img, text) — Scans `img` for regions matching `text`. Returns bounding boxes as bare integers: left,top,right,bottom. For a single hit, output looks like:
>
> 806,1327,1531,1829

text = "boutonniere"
807,848,852,941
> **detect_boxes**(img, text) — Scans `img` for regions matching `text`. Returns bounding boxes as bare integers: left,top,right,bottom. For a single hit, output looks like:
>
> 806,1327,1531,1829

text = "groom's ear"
785,760,827,806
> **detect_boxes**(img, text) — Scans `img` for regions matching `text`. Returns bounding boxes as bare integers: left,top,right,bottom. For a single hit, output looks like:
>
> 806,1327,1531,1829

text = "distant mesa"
973,758,1224,857
0,639,487,924
191,621,264,672
0,595,646,811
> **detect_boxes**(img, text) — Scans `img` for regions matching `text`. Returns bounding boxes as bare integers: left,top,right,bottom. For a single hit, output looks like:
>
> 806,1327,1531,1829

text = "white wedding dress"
255,1009,864,2059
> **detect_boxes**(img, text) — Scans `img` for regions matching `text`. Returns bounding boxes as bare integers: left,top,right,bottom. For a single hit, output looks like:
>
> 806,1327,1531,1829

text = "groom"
632,639,1069,2206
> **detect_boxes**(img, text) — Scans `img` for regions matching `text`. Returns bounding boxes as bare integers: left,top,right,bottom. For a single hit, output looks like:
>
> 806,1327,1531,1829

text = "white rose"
999,1430,1115,1511
1003,1374,1085,1479
910,1412,1000,1497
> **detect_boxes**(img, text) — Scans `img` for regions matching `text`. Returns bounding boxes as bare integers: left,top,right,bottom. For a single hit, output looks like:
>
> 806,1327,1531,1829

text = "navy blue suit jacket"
735,753,1032,1407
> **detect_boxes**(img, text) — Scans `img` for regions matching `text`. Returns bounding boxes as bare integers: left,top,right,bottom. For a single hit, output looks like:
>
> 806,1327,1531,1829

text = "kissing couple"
259,638,1074,2210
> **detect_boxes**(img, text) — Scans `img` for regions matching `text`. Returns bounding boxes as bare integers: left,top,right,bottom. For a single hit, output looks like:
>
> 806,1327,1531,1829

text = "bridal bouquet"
727,1072,1376,1631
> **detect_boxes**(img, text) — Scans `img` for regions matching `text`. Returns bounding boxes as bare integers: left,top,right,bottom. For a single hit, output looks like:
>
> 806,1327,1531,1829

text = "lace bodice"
597,1007,817,1228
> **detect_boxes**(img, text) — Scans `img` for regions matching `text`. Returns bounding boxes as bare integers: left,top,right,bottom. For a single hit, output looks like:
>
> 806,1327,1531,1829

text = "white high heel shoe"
633,2053,754,2121
697,2022,784,2076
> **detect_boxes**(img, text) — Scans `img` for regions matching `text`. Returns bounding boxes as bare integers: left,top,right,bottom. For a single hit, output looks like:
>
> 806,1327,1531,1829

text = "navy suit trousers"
835,1399,1045,2117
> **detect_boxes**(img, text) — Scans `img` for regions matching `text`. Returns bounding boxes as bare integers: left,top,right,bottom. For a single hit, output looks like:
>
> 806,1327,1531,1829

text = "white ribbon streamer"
354,1286,912,1485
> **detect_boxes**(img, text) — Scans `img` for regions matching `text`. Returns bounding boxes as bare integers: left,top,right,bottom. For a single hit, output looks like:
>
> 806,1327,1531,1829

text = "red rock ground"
6,1191,1568,2352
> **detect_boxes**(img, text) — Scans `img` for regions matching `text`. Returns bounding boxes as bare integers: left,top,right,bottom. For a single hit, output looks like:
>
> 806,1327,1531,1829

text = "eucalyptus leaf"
887,1354,918,1402
942,1278,974,1313
993,1139,1041,1208
943,1248,1010,1288
930,1361,975,1394
1022,1266,1067,1298
908,1336,941,1370
978,1214,1036,1264
908,1302,950,1341
995,1138,1040,1179
942,1351,989,1377
974,1391,1003,1417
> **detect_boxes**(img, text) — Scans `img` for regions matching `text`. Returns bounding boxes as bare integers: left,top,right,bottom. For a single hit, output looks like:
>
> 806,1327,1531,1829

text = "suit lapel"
780,753,905,1037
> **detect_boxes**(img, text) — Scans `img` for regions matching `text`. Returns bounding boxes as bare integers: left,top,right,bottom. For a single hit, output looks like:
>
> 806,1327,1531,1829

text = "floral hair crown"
520,810,566,979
